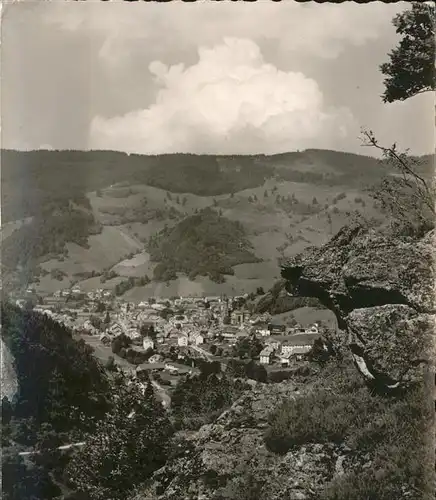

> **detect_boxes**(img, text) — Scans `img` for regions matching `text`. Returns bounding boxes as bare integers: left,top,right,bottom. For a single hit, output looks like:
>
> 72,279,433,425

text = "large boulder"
281,223,435,391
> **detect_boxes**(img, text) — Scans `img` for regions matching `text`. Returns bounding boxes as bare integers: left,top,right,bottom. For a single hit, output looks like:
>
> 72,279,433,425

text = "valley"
1,147,411,302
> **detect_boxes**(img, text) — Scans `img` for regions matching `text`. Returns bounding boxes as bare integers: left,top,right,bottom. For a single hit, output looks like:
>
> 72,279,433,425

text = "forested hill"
1,302,111,441
2,147,414,223
147,207,261,283
1,147,432,296
1,303,177,500
1,149,274,223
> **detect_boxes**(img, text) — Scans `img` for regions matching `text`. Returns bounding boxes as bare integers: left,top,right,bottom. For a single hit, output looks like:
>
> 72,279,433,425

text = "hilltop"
146,207,261,283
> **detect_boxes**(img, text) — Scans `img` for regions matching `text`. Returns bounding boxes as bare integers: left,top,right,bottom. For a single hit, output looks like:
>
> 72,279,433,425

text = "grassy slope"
2,148,419,296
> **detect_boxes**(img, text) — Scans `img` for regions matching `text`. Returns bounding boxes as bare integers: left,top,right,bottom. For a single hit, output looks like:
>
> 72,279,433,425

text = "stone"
281,223,434,391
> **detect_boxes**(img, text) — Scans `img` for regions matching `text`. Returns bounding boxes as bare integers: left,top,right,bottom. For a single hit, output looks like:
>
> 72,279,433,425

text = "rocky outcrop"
1,337,18,400
131,382,344,500
281,223,435,391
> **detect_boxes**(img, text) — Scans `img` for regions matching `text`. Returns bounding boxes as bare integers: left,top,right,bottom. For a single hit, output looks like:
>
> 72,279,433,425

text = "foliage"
361,3,435,235
380,2,435,103
66,376,174,500
171,373,245,429
254,279,325,315
264,362,434,499
2,449,62,500
2,206,101,277
114,275,150,296
1,302,110,443
142,154,273,196
147,207,261,283
0,302,116,499
226,358,267,382
232,336,264,360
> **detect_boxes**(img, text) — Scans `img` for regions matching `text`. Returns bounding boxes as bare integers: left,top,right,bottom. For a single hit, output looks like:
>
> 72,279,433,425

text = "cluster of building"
18,285,326,370
259,329,319,366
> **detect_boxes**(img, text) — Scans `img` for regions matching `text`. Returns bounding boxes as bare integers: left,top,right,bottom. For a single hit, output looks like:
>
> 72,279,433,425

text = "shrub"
265,361,434,499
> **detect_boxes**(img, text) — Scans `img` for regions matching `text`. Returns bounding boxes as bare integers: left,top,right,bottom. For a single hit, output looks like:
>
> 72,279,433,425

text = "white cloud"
90,38,357,155
45,2,404,67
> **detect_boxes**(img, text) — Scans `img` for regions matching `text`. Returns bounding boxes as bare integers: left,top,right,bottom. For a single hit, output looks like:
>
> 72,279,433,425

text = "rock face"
281,223,435,391
1,337,18,400
132,382,343,500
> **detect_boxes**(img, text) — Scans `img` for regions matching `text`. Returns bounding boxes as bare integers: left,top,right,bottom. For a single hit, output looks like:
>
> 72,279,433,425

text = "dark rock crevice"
281,223,434,392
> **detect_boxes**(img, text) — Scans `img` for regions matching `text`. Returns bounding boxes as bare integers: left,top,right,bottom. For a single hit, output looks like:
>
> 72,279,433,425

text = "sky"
1,0,434,156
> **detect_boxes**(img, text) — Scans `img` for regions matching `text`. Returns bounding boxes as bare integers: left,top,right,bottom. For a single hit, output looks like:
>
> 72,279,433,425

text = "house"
230,310,250,326
100,333,112,345
264,336,283,351
178,334,189,347
305,324,319,335
83,319,96,332
143,337,155,351
260,347,274,365
280,333,319,359
220,326,239,342
279,351,292,366
128,328,141,340
254,323,270,336
288,324,306,335
109,322,123,336
190,332,204,345
148,353,164,364
71,286,83,297
268,323,286,335
151,303,166,311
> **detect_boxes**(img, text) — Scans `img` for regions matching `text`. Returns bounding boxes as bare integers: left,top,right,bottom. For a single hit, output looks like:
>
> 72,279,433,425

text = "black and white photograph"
1,1,435,499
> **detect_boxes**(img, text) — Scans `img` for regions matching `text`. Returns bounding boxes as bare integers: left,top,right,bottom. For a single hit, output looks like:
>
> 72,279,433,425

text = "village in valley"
15,284,329,405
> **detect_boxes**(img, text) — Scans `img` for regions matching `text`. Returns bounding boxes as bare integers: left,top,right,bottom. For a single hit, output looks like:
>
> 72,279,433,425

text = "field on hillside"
272,307,338,329
19,175,384,297
1,147,401,296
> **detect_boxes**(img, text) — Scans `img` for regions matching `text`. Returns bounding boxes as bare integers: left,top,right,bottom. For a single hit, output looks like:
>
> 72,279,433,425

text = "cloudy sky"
1,0,433,155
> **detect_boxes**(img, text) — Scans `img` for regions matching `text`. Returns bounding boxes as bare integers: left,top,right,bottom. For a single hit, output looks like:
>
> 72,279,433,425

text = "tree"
256,286,265,296
264,189,268,198
245,360,267,383
233,336,263,360
362,3,435,233
380,3,435,103
140,323,156,339
89,315,102,330
105,356,117,372
95,301,105,313
2,396,13,425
